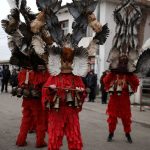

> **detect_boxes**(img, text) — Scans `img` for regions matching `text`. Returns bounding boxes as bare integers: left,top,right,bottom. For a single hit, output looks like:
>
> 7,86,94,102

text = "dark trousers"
89,87,96,102
1,80,8,92
101,90,108,104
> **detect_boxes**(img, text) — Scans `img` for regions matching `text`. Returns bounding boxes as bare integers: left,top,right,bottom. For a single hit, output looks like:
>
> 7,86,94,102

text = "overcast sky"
0,0,72,61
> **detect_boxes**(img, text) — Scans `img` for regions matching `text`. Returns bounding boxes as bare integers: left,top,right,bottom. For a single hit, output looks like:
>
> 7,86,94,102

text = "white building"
58,0,150,83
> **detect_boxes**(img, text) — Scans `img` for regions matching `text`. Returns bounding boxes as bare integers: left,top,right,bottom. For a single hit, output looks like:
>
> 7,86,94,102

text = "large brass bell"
128,84,133,95
31,89,41,99
46,101,51,110
23,89,30,98
108,85,114,95
116,84,122,96
66,91,74,107
53,96,60,110
11,87,17,96
16,87,23,98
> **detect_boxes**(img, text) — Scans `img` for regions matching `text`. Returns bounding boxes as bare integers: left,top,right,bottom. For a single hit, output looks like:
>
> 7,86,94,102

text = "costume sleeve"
17,69,25,87
103,72,115,91
127,74,139,92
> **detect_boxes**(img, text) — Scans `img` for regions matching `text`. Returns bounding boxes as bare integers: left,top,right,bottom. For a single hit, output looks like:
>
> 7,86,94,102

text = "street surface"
0,91,150,150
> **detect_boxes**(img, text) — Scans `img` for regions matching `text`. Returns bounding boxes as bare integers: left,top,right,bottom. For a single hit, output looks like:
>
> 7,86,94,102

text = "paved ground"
0,90,150,150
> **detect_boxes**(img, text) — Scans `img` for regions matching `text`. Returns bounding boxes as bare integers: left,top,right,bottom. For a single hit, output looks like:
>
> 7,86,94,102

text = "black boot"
125,133,133,143
107,133,114,142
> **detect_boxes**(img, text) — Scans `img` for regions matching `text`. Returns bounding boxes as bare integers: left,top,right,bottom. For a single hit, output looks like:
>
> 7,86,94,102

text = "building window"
86,26,93,37
60,20,69,36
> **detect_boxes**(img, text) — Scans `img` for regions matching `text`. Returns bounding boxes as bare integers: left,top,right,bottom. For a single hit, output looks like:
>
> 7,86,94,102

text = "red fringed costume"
16,68,49,147
42,73,86,150
103,72,139,134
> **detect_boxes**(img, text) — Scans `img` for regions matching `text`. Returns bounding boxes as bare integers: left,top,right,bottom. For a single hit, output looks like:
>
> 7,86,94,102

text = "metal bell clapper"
66,91,74,107
17,87,23,98
128,84,133,95
116,84,122,96
108,85,114,95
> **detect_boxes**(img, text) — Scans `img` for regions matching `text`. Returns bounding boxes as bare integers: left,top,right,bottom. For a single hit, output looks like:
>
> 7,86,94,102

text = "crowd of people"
0,65,19,93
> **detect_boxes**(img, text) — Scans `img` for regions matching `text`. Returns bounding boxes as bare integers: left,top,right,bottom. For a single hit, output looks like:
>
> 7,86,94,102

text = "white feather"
142,38,150,51
107,48,120,62
18,0,22,9
47,54,61,76
7,0,23,9
7,30,23,50
128,50,139,61
7,0,17,9
128,61,136,72
32,35,45,56
72,56,88,77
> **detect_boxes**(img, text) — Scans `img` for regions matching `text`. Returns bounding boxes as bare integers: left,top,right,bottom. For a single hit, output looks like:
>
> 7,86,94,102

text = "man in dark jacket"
10,69,18,88
86,70,97,102
1,65,11,93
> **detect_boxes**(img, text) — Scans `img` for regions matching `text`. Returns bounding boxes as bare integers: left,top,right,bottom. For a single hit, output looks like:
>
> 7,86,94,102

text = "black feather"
74,46,88,58
46,13,63,45
19,23,33,45
71,15,88,45
1,9,20,35
67,0,98,45
94,24,110,45
36,0,59,11
67,3,80,19
136,48,150,76
9,47,31,67
29,50,46,71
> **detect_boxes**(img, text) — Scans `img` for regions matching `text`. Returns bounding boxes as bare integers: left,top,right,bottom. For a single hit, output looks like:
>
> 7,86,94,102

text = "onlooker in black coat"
1,65,11,93
10,69,18,88
86,70,97,102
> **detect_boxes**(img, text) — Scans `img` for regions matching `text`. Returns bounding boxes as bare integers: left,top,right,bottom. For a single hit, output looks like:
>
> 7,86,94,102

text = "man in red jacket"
16,67,49,147
103,72,139,143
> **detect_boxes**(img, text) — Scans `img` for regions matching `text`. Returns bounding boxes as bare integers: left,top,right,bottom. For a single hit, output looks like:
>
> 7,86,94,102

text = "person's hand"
49,85,56,90
76,87,84,92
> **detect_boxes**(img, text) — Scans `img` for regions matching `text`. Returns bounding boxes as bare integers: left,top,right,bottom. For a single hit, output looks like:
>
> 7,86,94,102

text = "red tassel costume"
103,72,139,134
42,73,86,150
16,68,49,147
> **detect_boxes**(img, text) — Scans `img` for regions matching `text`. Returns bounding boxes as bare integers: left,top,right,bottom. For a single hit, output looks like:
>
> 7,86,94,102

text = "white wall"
144,14,150,43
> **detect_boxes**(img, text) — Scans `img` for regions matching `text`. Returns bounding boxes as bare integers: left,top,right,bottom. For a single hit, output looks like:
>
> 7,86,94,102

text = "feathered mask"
107,0,142,73
1,0,46,70
32,0,109,76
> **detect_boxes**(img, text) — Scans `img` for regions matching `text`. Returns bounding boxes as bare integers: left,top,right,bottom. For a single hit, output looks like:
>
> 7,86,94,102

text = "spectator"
86,70,97,102
100,70,109,104
10,68,18,88
0,67,3,87
1,65,11,93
